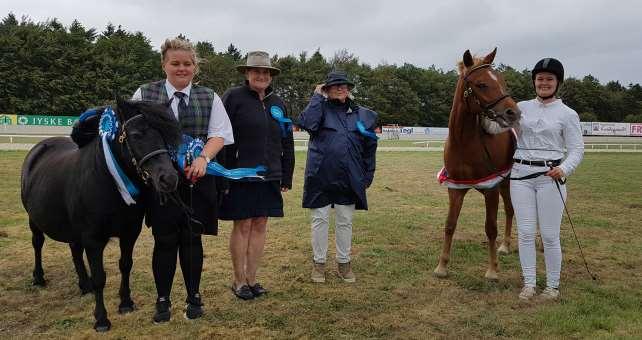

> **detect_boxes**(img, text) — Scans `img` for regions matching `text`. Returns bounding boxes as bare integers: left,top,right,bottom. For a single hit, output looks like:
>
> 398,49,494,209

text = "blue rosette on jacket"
176,135,266,180
270,105,292,137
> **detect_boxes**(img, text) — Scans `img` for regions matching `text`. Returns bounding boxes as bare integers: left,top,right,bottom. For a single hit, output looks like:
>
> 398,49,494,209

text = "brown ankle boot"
311,262,326,283
337,262,356,283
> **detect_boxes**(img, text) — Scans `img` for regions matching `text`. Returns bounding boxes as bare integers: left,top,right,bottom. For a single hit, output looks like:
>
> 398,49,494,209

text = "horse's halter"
117,114,170,184
462,64,511,122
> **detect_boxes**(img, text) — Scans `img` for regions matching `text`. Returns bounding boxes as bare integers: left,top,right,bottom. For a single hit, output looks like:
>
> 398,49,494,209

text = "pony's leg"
117,234,137,314
434,188,468,278
84,235,111,332
482,188,500,281
29,220,46,286
497,179,514,255
69,242,93,295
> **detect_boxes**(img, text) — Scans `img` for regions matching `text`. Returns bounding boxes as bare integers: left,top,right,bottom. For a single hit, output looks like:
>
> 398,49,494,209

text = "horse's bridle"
462,64,511,121
117,114,170,183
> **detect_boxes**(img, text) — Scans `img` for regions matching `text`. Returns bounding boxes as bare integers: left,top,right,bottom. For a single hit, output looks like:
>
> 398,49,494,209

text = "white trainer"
519,286,537,301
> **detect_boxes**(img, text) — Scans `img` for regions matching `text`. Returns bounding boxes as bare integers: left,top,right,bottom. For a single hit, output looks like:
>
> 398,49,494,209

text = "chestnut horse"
434,48,521,280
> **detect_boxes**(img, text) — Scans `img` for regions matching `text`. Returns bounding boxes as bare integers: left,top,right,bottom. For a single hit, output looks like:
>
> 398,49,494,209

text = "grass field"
1,150,641,339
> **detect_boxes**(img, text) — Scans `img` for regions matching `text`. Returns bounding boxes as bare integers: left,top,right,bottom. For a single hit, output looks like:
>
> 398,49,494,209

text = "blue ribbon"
269,105,292,137
356,120,379,140
176,135,267,180
98,106,140,203
79,108,99,122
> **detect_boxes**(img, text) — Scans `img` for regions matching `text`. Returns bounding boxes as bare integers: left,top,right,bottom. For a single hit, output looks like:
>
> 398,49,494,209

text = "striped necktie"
174,92,189,121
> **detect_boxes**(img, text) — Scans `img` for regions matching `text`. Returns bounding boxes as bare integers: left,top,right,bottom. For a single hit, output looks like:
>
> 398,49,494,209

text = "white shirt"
132,81,234,145
514,98,584,176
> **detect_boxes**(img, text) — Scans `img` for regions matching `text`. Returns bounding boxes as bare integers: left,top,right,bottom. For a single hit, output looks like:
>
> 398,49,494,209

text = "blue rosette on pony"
176,135,267,180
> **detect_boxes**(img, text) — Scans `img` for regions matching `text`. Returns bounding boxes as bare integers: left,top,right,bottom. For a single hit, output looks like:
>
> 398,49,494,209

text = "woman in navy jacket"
298,71,378,283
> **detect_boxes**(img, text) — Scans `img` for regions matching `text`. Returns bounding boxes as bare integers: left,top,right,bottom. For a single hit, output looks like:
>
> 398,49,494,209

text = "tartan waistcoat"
139,80,212,141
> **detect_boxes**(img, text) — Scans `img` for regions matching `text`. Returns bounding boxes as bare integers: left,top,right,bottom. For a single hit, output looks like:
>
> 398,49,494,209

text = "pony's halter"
462,64,511,121
118,114,170,184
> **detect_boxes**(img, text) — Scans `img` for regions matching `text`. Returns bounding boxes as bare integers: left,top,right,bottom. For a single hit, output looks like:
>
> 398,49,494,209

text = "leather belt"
513,158,561,167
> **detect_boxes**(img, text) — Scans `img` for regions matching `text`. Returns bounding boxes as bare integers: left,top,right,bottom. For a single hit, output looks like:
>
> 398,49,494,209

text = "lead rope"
548,164,598,282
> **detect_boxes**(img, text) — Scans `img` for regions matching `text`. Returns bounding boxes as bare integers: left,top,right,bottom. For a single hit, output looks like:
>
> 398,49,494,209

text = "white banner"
591,122,630,136
581,122,592,136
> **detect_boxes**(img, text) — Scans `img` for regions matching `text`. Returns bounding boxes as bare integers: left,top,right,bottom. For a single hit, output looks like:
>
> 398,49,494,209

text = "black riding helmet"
532,58,564,98
532,58,564,82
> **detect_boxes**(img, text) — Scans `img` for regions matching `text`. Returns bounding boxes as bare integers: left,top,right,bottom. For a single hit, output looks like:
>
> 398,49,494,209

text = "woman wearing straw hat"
298,70,378,283
219,51,295,300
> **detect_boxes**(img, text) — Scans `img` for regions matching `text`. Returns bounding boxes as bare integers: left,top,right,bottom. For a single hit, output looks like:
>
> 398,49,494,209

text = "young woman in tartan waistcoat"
132,37,234,323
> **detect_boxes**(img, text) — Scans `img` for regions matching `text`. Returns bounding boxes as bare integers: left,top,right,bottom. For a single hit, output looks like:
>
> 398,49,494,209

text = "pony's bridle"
462,64,511,122
117,114,170,183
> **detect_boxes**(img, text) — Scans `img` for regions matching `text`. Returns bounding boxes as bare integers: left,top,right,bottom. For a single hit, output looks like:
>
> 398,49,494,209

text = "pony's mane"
128,100,182,148
457,56,485,75
70,101,181,148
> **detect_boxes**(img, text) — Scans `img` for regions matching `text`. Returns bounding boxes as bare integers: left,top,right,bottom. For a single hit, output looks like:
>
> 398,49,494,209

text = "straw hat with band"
236,51,281,76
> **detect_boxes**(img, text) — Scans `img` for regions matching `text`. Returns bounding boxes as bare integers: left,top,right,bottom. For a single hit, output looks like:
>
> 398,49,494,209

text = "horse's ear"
483,47,497,65
463,50,474,67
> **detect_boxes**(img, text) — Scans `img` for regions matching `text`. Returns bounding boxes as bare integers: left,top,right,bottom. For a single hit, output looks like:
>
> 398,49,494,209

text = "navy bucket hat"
322,71,355,89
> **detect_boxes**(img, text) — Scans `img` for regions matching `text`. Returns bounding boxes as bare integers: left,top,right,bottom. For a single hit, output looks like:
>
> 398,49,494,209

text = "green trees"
2,14,641,125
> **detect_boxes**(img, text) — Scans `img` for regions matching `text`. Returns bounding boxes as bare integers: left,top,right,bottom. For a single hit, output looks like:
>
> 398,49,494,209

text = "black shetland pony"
21,100,180,331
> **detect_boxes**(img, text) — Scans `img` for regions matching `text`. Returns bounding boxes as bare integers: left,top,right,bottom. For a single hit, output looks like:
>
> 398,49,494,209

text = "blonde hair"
160,37,201,74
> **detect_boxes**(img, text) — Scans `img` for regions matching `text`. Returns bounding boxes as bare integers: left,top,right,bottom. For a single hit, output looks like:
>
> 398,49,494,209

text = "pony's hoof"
433,268,448,278
497,244,510,255
32,277,46,287
94,319,111,332
118,303,135,314
484,271,499,282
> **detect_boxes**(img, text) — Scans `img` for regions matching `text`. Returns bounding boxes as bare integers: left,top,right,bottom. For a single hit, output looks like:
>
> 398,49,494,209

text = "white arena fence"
1,121,641,151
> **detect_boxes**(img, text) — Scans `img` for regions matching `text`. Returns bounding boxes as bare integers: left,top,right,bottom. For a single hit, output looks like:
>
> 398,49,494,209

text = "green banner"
0,114,17,125
13,115,79,126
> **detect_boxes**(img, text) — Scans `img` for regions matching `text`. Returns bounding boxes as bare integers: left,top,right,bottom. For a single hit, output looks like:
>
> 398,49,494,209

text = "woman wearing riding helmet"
511,58,584,302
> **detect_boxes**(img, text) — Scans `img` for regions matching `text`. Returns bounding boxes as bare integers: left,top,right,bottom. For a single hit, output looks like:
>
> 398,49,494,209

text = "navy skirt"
219,180,284,220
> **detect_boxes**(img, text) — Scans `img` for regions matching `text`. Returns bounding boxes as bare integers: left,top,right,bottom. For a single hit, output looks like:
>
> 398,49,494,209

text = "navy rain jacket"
298,93,378,210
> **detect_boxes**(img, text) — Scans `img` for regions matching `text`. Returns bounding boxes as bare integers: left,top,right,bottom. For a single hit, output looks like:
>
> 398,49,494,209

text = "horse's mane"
71,101,181,148
457,56,485,75
129,100,181,148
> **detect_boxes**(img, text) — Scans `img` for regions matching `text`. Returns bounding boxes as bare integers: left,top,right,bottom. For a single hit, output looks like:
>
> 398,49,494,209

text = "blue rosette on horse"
176,134,267,180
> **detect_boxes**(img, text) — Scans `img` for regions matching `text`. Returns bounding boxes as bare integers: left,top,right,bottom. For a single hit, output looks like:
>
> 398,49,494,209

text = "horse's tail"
20,142,49,207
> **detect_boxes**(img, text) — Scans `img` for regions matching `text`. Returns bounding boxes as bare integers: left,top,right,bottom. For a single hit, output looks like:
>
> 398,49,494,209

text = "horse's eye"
476,83,488,89
129,130,145,139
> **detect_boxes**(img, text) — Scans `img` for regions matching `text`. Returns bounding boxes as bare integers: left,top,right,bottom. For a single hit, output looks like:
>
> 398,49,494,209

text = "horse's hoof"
485,271,499,282
118,303,135,314
94,319,111,332
433,268,448,278
497,244,510,255
32,277,46,287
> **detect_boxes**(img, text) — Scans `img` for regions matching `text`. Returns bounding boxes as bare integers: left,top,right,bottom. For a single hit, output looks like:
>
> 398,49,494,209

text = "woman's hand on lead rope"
546,166,565,180
185,156,208,182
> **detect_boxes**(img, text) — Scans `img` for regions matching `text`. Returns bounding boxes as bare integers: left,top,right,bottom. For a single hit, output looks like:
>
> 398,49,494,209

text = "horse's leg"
29,220,46,286
482,188,500,281
117,232,138,314
83,234,111,332
69,242,93,295
497,179,514,255
434,188,468,278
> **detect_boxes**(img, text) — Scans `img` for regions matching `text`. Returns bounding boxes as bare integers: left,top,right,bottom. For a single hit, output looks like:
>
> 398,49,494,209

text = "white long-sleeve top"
132,81,234,145
514,98,584,176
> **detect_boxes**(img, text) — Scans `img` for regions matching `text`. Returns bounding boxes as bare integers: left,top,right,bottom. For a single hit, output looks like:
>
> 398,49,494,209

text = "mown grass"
1,150,641,339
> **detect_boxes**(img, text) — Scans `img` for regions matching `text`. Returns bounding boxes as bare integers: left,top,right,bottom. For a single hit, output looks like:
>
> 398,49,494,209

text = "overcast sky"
3,0,641,85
